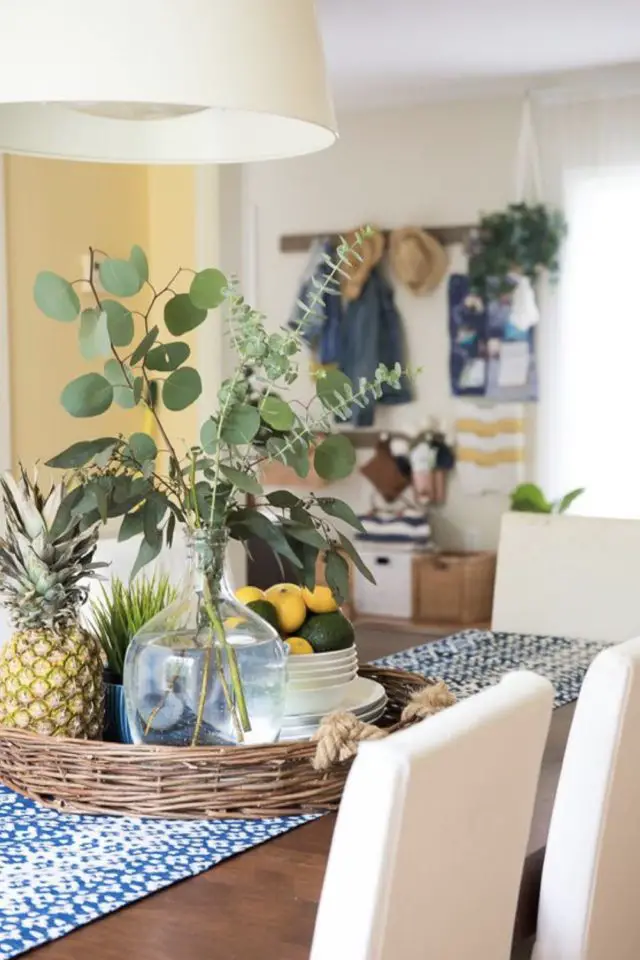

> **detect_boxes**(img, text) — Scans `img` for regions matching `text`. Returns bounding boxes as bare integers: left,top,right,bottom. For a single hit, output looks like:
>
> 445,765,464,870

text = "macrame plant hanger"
511,95,545,330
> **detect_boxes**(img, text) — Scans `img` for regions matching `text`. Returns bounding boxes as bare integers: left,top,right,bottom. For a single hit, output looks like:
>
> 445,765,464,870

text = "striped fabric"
455,402,526,493
356,510,431,546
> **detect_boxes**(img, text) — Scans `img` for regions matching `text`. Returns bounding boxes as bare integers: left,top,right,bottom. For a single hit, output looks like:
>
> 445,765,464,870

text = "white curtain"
534,94,640,518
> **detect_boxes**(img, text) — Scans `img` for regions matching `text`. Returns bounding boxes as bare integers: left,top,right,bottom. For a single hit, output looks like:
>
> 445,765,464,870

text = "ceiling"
317,0,640,110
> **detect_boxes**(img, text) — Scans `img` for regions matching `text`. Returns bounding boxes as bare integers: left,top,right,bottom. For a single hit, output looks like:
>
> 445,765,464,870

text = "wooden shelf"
279,224,474,254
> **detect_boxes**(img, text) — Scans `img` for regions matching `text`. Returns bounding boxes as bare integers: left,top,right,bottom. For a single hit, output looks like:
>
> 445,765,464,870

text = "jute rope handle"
312,680,456,772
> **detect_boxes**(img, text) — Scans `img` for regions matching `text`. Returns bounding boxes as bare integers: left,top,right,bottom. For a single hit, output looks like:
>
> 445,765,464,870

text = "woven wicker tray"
0,666,428,819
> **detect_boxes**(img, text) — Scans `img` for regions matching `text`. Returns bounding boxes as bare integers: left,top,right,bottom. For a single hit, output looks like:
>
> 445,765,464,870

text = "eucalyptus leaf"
133,376,144,404
316,369,353,409
338,532,375,584
163,367,202,411
165,293,207,336
220,465,263,495
316,496,365,533
145,342,191,372
127,432,157,463
200,419,218,454
102,300,134,347
143,498,165,547
46,437,118,470
131,536,162,580
283,522,326,549
79,308,111,359
118,510,144,542
166,512,177,548
314,435,356,481
325,549,350,605
260,396,295,431
230,509,303,569
130,326,159,366
104,359,136,409
34,271,80,322
189,268,226,310
266,490,301,509
100,258,143,297
296,541,319,590
220,403,260,445
129,244,149,284
61,373,113,418
267,436,310,479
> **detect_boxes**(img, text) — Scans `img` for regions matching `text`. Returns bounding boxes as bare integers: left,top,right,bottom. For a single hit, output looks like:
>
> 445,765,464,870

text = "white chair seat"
492,513,640,641
533,636,640,960
311,671,554,960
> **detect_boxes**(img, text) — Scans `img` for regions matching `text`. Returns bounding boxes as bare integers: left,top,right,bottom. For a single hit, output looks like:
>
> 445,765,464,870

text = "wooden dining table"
32,626,575,960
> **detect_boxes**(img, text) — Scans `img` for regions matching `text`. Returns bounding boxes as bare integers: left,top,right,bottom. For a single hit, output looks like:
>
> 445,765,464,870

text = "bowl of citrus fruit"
234,582,358,715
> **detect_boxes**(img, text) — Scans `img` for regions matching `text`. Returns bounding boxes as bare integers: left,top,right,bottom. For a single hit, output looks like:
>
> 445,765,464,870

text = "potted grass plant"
88,575,177,743
36,230,411,747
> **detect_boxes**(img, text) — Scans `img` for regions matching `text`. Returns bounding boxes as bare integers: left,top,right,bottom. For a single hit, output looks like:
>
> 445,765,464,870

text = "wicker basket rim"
0,665,429,759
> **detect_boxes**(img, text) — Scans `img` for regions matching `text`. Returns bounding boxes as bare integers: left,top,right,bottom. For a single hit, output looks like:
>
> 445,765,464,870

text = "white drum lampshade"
0,0,337,164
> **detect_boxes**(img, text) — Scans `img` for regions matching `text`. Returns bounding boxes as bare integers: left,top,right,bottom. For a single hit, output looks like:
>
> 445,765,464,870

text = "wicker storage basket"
413,551,496,625
0,667,426,820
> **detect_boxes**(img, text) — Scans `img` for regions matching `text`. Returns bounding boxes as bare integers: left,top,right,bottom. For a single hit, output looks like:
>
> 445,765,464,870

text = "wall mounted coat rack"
279,224,474,254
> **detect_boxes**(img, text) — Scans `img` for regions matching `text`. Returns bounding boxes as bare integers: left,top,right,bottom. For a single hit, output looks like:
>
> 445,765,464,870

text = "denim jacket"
290,250,412,425
340,266,413,426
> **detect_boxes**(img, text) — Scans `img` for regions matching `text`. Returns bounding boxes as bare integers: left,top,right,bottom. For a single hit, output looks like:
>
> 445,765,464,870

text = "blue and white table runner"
0,630,608,958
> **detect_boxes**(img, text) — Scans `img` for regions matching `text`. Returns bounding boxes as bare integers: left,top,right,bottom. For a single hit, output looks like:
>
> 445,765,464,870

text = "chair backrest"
311,671,554,960
492,513,640,641
533,636,640,960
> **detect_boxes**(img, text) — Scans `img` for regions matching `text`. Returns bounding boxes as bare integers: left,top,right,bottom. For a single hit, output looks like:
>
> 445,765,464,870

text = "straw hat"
341,227,385,301
389,227,448,295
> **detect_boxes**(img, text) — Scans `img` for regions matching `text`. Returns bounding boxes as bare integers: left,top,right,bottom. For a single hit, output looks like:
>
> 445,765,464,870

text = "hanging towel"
455,402,525,494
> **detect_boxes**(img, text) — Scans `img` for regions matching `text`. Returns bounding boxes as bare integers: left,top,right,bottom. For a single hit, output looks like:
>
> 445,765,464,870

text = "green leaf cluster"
467,202,567,301
39,235,407,596
509,482,585,515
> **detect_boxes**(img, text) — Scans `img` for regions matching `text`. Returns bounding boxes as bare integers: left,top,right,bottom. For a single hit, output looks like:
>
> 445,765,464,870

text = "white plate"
282,677,387,725
279,701,387,742
287,645,357,664
287,668,357,690
287,653,358,674
284,679,354,716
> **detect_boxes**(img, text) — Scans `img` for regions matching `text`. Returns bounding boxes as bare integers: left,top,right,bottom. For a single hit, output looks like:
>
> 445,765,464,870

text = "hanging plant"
466,202,567,301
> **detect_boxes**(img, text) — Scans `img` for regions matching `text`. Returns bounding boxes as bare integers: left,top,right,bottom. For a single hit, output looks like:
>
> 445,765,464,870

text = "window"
551,167,640,518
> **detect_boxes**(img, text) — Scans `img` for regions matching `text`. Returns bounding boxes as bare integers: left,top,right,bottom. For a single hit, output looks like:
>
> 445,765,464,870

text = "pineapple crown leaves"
37,237,407,595
0,467,104,631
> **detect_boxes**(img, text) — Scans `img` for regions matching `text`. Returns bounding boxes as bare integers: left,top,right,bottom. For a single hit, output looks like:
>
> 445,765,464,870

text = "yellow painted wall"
146,166,198,455
4,159,217,483
5,156,149,479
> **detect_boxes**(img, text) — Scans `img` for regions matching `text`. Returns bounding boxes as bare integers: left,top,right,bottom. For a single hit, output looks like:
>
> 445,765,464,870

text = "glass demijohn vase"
123,530,287,747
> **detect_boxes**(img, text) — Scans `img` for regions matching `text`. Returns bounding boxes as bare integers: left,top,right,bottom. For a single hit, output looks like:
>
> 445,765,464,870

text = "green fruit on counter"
298,611,355,653
247,599,280,632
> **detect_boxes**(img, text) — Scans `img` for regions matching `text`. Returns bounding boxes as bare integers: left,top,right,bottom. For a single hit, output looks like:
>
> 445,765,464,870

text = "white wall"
241,99,531,550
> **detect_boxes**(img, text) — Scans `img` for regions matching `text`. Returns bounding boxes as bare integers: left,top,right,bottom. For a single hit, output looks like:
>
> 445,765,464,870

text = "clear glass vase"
123,529,287,747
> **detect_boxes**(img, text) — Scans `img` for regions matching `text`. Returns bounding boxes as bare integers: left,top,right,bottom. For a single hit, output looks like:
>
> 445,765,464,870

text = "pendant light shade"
0,0,337,164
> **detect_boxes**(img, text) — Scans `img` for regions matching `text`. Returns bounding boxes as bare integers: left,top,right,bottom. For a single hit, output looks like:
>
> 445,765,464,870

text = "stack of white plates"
284,645,359,716
280,675,388,742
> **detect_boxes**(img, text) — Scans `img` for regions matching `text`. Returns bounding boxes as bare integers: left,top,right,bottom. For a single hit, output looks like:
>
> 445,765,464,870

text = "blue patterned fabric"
0,629,608,958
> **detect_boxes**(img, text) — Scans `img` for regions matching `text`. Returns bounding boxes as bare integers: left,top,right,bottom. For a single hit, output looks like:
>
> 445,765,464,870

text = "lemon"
235,586,265,605
269,592,307,634
265,582,302,601
287,637,314,655
301,585,338,614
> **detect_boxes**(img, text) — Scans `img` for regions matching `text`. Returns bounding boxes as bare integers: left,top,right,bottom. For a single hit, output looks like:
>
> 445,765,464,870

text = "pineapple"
0,469,104,738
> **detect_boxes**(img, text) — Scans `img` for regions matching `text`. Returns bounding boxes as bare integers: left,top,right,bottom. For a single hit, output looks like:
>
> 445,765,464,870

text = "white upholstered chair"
310,671,554,960
533,636,640,960
492,513,640,641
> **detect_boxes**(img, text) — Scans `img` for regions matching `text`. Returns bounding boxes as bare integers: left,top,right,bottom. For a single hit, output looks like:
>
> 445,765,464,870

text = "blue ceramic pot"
103,674,133,744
